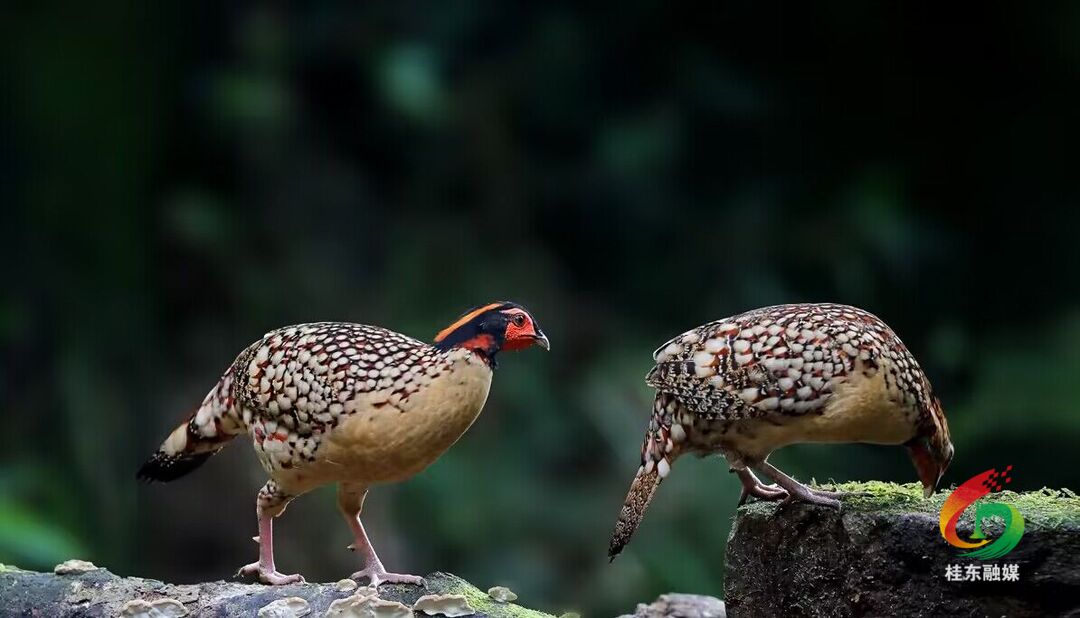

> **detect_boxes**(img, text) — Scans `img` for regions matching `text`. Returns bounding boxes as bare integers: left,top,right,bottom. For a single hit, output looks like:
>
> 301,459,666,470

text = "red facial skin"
501,308,546,351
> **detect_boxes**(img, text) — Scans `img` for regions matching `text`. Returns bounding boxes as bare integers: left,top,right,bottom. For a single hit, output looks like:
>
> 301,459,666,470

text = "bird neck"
433,330,502,368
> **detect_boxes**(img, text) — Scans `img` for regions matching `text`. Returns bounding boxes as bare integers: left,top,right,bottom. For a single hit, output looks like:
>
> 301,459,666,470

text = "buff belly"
713,365,919,462
272,358,492,494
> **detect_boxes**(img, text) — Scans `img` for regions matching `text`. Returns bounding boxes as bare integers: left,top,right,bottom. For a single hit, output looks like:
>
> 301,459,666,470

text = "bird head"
432,301,549,364
906,396,954,498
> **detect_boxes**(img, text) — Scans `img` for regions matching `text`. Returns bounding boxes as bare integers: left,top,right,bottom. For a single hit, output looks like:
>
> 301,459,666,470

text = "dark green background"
2,3,1078,616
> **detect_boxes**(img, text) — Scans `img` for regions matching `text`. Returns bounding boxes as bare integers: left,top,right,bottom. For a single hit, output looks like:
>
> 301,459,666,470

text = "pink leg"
238,481,304,585
338,483,424,587
758,460,842,509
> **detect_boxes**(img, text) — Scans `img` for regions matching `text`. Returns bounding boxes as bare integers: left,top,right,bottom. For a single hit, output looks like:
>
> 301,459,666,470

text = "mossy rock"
725,482,1080,618
0,566,553,617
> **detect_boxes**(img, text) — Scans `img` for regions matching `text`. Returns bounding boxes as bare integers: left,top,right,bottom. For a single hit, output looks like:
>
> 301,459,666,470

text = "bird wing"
234,322,440,436
646,303,902,422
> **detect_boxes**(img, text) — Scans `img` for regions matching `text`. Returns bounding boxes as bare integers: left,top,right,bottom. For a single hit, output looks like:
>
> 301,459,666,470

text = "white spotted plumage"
633,303,949,484
610,303,954,560
141,302,549,586
647,303,934,426
229,322,456,473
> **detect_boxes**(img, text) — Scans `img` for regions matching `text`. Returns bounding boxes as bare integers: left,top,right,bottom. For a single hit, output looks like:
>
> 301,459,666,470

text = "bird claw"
237,562,305,585
738,483,789,505
735,468,789,505
773,488,842,512
351,567,424,587
758,462,843,511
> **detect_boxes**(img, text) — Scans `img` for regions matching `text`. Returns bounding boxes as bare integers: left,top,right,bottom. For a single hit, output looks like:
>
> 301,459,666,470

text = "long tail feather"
608,466,663,560
137,449,216,482
609,392,685,560
137,373,244,482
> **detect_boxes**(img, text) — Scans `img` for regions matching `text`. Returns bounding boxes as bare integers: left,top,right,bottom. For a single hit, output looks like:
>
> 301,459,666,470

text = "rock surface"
0,566,551,618
724,481,1080,618
617,593,726,618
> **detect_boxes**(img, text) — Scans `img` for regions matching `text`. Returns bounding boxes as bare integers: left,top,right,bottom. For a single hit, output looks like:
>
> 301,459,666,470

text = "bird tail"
137,372,245,482
608,466,663,560
608,393,680,560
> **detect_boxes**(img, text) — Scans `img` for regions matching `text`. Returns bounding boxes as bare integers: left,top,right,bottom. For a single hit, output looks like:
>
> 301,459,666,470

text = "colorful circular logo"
939,466,1025,559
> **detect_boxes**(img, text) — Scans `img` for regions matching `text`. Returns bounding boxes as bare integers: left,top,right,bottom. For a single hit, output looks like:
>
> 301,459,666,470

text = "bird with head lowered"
609,303,953,559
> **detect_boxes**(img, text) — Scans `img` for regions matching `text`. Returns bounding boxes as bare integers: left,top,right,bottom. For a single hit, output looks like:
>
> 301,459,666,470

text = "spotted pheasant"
139,302,548,585
609,303,953,558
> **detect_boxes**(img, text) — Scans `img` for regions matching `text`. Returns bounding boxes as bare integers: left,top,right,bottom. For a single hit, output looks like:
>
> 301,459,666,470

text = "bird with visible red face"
139,301,548,586
609,303,953,559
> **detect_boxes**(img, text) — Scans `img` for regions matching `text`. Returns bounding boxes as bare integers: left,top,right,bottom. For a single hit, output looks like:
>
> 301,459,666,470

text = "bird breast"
273,351,493,493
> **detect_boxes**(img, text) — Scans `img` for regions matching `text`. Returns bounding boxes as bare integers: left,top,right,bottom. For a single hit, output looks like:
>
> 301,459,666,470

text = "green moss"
351,572,554,617
828,481,933,512
436,574,552,618
738,482,1080,528
0,564,22,573
995,487,1080,528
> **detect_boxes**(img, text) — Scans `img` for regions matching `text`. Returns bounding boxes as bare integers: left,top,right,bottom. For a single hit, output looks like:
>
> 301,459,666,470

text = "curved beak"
922,474,941,499
533,331,550,351
906,438,943,498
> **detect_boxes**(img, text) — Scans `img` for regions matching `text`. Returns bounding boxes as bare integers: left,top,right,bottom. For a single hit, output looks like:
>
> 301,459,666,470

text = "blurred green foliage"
2,2,1079,616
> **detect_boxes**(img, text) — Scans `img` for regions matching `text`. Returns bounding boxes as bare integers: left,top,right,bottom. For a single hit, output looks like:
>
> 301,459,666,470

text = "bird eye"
512,314,526,327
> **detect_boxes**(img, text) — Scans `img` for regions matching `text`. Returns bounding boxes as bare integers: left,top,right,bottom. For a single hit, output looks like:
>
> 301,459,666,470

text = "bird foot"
775,485,842,510
757,462,842,511
738,482,789,505
350,566,424,587
237,561,305,585
734,468,789,505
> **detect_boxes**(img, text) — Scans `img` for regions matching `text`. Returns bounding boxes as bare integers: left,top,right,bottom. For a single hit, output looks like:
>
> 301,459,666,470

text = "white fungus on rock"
487,586,518,603
119,601,154,617
119,598,189,618
257,596,311,618
412,593,476,617
335,579,358,592
53,559,98,575
325,593,412,618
